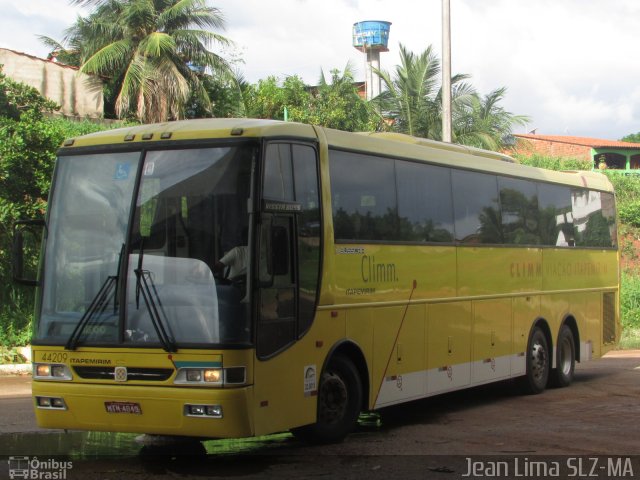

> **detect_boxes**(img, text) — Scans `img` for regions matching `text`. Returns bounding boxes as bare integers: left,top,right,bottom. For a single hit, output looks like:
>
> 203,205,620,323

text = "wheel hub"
531,341,547,381
318,372,348,425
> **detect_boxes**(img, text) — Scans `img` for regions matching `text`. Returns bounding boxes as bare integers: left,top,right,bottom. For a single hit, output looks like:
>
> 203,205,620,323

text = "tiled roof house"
514,133,640,172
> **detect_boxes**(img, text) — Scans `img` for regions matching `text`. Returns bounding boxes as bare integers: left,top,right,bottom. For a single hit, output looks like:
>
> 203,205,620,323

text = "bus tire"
291,354,363,444
550,325,575,388
520,326,550,395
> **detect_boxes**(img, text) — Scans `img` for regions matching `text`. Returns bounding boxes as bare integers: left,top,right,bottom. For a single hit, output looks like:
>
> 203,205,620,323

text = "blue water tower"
352,21,392,100
353,21,391,52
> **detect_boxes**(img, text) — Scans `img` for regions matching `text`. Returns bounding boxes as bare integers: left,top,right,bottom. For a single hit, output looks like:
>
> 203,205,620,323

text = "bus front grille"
73,366,174,381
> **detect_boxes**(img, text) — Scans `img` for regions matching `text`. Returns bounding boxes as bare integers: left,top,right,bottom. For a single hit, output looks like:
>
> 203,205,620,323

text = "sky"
1,0,639,140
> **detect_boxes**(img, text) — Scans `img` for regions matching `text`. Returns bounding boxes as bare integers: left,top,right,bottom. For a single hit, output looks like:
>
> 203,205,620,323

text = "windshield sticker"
114,162,131,180
143,161,155,176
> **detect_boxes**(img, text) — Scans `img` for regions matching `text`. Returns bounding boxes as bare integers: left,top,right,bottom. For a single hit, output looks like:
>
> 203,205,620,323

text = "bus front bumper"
32,381,254,439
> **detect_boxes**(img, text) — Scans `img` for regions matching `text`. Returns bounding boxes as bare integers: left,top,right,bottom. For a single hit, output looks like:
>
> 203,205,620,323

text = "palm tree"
372,44,529,151
47,0,233,123
372,44,474,139
454,87,529,151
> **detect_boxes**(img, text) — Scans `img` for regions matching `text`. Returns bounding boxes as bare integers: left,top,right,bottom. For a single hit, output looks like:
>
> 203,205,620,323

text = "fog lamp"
184,403,223,418
35,396,67,410
189,405,205,415
206,405,222,417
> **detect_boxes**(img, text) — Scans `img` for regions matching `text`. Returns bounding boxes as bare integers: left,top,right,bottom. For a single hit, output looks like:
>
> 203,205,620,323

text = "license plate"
105,401,142,414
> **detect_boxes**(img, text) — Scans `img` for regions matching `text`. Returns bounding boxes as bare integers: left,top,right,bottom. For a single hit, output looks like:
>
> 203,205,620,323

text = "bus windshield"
36,144,255,348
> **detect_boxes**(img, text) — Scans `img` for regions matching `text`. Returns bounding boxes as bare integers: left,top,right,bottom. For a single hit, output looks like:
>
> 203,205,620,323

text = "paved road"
1,351,639,479
0,375,40,435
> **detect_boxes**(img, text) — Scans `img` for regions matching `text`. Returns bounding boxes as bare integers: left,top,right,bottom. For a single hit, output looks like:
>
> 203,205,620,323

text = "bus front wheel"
521,326,550,395
550,325,575,388
292,354,363,444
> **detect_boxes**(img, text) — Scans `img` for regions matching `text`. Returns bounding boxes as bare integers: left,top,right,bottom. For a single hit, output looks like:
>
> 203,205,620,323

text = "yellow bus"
15,118,619,444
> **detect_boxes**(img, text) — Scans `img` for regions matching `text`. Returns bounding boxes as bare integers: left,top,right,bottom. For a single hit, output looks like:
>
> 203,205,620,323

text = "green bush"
621,271,640,329
514,153,592,171
0,310,31,348
618,200,640,227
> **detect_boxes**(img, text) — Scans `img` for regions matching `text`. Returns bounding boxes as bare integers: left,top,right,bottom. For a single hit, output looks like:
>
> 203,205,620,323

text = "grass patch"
621,271,640,329
619,271,640,349
619,327,640,350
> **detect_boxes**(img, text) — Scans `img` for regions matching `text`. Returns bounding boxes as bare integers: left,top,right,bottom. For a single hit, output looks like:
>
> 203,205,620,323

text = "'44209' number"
41,352,68,363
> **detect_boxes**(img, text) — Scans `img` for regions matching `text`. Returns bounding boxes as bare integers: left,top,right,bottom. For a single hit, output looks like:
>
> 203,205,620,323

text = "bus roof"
60,118,614,193
62,118,319,148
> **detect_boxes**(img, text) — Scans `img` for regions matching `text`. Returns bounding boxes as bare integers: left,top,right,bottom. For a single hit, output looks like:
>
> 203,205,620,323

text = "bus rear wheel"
521,326,549,395
550,325,575,388
292,354,363,444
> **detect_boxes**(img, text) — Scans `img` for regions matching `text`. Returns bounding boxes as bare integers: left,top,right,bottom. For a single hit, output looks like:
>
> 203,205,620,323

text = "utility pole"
442,0,452,143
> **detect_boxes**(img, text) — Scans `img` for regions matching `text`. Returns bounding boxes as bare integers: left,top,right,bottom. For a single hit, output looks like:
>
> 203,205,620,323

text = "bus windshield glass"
36,145,255,348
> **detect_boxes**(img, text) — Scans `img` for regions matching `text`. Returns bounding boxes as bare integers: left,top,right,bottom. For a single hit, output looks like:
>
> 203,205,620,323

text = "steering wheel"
214,263,232,285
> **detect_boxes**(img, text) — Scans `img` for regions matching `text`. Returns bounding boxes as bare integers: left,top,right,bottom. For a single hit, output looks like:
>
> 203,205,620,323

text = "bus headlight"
186,369,203,382
203,369,222,383
34,363,72,381
179,367,222,385
174,367,244,386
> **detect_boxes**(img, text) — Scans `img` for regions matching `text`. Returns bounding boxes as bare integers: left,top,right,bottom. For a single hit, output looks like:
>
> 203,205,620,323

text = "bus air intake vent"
73,366,174,381
602,292,616,344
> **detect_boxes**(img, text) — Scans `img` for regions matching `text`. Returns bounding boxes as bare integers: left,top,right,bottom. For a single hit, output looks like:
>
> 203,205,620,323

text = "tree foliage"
243,64,372,132
372,43,528,150
454,87,529,150
45,0,234,123
374,44,441,138
305,63,372,131
621,132,640,143
244,75,310,121
186,71,248,119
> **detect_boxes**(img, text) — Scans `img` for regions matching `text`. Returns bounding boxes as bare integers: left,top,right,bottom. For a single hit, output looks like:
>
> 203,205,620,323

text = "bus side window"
292,145,321,337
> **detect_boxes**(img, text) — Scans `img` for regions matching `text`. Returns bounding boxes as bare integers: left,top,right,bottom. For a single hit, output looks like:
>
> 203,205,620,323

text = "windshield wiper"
134,268,177,352
65,275,117,350
65,244,125,351
133,238,177,352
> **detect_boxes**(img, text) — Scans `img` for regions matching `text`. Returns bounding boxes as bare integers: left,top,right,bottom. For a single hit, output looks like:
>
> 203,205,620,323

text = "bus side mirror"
12,219,45,286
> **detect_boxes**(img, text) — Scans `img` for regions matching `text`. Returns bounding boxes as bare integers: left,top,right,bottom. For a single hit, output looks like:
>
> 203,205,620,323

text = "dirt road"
1,351,639,479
